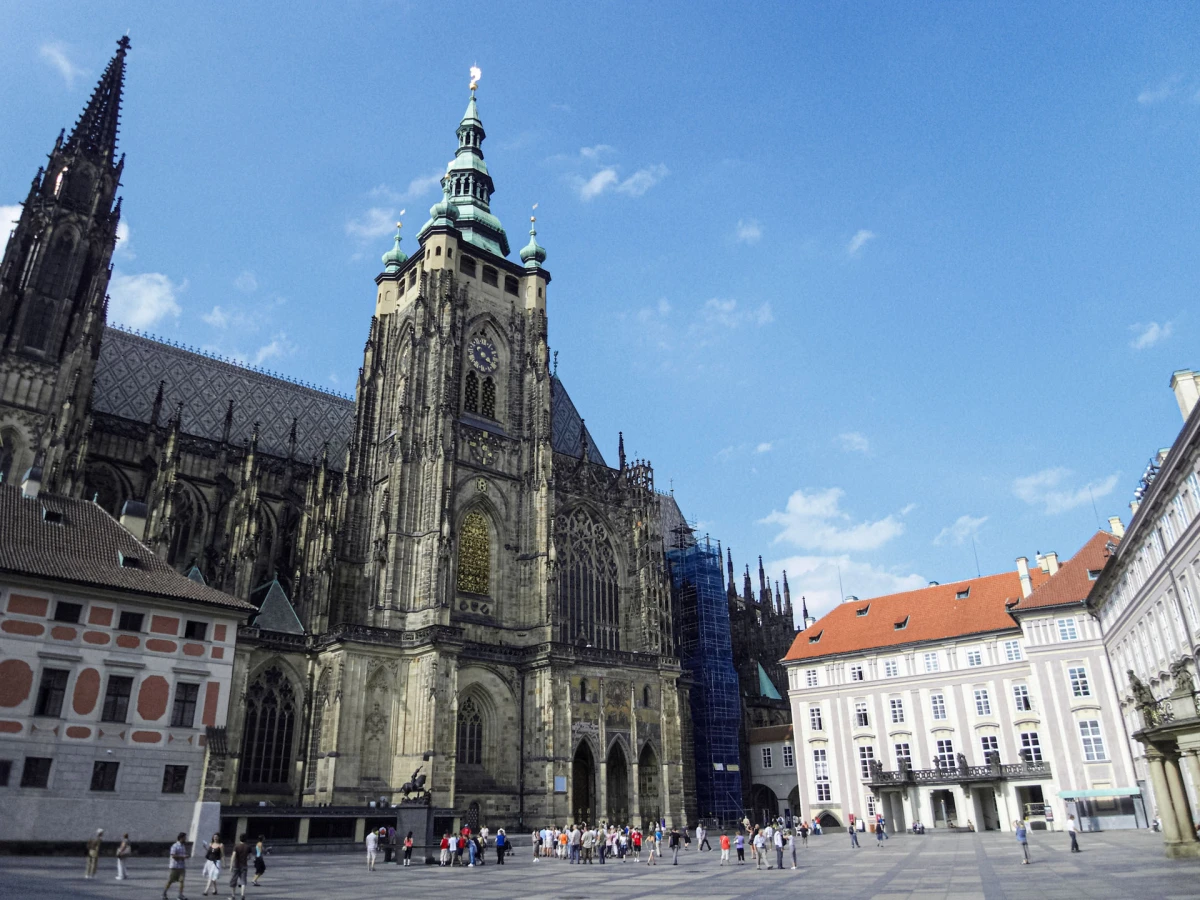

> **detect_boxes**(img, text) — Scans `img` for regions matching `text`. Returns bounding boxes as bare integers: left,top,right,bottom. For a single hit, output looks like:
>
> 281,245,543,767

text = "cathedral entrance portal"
606,742,629,825
572,742,596,824
638,743,661,829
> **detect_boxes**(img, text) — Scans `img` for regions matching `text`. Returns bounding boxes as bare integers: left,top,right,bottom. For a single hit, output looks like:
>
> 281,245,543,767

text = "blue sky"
3,3,1199,619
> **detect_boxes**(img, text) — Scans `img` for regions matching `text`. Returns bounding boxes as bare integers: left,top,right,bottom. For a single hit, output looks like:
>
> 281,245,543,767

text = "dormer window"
41,506,63,525
855,604,870,617
894,616,909,630
808,630,823,644
1087,569,1102,581
956,588,970,600
118,551,142,569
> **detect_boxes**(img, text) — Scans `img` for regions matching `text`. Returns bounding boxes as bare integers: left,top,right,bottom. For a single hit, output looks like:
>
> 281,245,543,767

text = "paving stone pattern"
2,830,1198,900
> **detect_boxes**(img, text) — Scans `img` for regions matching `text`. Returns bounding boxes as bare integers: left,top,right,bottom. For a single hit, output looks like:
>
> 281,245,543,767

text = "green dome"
382,225,408,271
428,183,460,227
519,218,546,268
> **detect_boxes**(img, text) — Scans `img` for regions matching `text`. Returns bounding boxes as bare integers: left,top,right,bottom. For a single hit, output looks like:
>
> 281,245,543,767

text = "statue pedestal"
395,799,456,864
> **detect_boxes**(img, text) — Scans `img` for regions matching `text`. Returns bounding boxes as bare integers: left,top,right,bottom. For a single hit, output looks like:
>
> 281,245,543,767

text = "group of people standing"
434,825,508,867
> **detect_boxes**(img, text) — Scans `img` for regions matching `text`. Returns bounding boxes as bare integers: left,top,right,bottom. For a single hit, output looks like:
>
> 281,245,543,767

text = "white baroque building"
783,534,1141,835
1089,369,1200,857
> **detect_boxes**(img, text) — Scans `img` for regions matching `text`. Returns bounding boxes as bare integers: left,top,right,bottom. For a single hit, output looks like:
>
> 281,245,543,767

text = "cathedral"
0,39,696,830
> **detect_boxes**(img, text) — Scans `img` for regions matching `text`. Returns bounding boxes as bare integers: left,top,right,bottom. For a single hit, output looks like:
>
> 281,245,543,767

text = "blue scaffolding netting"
668,537,744,821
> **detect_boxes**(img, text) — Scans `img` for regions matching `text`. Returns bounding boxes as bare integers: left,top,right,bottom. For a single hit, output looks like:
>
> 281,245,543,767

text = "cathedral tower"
0,37,129,490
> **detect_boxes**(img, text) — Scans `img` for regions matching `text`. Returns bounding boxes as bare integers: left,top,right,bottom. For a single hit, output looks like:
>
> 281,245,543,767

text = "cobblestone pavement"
3,829,1199,900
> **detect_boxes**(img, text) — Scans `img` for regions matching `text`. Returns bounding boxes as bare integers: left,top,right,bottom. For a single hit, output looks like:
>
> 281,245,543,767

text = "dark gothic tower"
0,37,129,490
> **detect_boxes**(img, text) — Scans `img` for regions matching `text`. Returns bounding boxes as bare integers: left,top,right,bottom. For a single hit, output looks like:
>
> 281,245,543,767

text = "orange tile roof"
784,568,1049,662
748,724,794,744
1011,531,1118,611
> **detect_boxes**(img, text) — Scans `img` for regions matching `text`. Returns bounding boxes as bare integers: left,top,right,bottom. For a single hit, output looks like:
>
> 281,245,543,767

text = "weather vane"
469,65,482,93
397,209,406,232
531,201,538,224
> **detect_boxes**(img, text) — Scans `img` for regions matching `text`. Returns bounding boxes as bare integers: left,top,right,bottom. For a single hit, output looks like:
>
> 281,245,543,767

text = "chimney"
1171,370,1200,421
20,466,42,500
1043,551,1059,575
1130,499,1140,516
119,500,148,541
1108,515,1125,538
1016,556,1033,598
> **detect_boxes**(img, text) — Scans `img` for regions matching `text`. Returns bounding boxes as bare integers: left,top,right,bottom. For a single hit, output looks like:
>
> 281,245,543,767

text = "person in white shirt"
1066,814,1080,853
773,828,784,869
365,829,379,871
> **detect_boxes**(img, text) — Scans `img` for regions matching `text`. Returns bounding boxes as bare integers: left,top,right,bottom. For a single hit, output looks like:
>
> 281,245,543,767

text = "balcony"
867,755,1051,788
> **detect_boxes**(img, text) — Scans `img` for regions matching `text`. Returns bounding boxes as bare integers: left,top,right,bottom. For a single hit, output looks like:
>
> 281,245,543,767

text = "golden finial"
469,65,481,93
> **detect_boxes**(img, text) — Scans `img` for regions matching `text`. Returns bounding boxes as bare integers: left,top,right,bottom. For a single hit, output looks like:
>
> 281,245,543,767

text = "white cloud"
1013,467,1120,515
578,168,619,201
40,42,85,87
761,487,908,553
371,170,444,204
234,271,258,293
1138,78,1178,105
838,431,870,454
636,298,671,323
1130,321,1172,350
753,302,773,325
579,144,614,160
934,514,988,547
756,442,773,454
617,164,668,197
253,333,296,365
698,298,772,330
346,207,397,241
107,272,183,329
1,204,20,232
735,219,762,244
113,220,132,259
766,554,926,622
202,306,229,328
847,229,876,257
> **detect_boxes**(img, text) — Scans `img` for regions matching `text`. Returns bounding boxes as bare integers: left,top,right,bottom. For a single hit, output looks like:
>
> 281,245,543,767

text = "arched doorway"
573,742,595,824
748,784,780,826
638,743,661,829
606,742,629,825
466,801,481,833
817,811,842,829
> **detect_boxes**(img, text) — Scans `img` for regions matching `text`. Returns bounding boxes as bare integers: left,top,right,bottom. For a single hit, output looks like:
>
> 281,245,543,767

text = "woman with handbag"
201,833,224,896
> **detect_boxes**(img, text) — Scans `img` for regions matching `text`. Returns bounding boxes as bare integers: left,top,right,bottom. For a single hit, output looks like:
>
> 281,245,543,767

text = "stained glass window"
457,512,490,594
239,666,297,786
464,371,479,414
457,697,483,765
555,507,621,650
481,377,496,419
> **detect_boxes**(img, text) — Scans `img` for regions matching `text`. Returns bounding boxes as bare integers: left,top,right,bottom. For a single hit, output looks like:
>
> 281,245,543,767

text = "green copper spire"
519,211,546,270
428,183,459,229
382,221,408,271
417,69,510,257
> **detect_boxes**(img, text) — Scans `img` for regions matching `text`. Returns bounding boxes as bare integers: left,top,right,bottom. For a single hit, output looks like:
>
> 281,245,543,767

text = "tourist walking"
229,833,251,899
753,829,767,869
735,831,745,864
719,831,730,865
1015,820,1030,864
403,831,414,866
201,832,223,895
439,833,450,866
467,831,478,866
252,835,267,885
115,833,131,881
162,831,188,900
1067,815,1081,852
669,827,681,865
799,821,809,848
495,828,507,863
697,823,710,850
366,827,379,871
86,828,103,879
876,820,885,847
788,829,798,869
774,827,784,869
645,831,657,864
849,821,860,848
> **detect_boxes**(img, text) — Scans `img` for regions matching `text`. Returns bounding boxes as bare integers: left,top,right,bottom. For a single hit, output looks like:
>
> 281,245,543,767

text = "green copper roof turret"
382,223,408,271
519,215,546,270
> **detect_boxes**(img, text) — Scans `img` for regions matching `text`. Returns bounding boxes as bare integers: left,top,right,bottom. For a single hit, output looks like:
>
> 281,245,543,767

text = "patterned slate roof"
0,484,254,612
550,375,606,465
93,327,354,462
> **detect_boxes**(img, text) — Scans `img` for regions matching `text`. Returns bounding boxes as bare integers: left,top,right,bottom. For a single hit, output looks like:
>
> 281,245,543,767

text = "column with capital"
1164,753,1197,844
1147,749,1181,843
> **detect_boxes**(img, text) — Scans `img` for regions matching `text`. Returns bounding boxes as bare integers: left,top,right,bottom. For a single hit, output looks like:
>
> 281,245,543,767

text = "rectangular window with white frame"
934,738,956,769
966,649,983,667
974,688,992,716
867,794,877,816
980,735,999,757
783,744,794,767
884,659,899,678
850,664,864,682
858,745,875,779
931,692,947,720
1004,640,1022,661
855,701,870,727
761,747,773,769
809,705,824,731
890,697,905,724
1057,617,1079,641
1020,731,1043,762
1079,720,1108,761
1068,666,1091,697
813,748,831,802
1012,684,1032,712
806,669,819,688
924,652,940,673
894,742,911,768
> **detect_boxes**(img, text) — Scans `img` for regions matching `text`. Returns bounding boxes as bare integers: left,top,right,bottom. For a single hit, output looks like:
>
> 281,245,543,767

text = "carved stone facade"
0,47,692,829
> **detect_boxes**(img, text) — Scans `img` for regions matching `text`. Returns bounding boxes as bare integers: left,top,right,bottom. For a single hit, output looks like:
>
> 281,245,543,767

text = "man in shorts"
162,832,188,900
229,833,251,899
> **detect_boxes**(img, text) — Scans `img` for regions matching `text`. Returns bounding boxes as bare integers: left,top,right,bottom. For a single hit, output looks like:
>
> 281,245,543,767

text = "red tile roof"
1011,531,1118,611
784,569,1049,662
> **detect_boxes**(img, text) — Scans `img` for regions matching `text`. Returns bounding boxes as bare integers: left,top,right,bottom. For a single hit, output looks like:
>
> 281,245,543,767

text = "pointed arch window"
481,377,496,419
464,371,479,414
23,300,55,350
456,696,483,765
37,233,75,298
167,489,196,566
54,168,67,197
457,511,490,594
556,507,621,650
238,666,297,787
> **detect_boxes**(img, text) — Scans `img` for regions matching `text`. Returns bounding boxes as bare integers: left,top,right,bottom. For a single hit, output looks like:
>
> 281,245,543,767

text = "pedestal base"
395,801,456,864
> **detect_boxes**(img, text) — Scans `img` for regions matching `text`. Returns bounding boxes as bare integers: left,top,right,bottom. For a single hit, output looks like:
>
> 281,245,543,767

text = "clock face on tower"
468,337,498,373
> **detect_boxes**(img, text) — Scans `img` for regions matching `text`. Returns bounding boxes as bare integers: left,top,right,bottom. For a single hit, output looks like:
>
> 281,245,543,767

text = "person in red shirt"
439,834,450,867
719,832,731,865
631,828,642,862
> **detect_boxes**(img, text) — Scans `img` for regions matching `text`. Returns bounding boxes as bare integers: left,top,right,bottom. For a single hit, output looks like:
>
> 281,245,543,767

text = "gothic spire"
775,581,783,616
783,570,793,614
65,36,130,166
801,594,810,623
